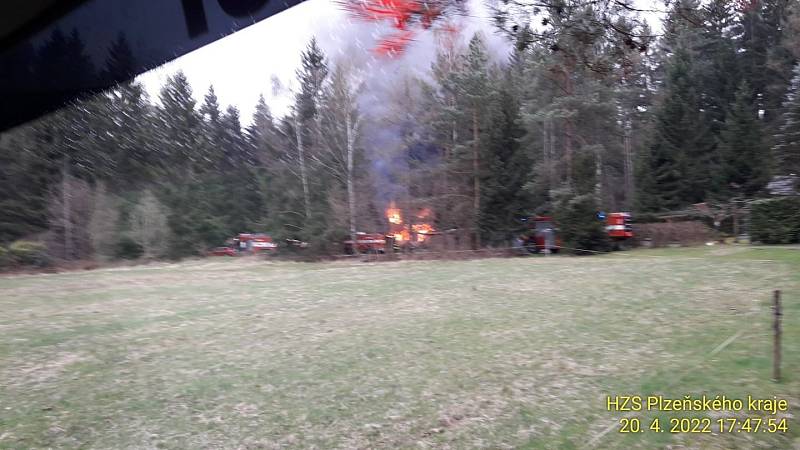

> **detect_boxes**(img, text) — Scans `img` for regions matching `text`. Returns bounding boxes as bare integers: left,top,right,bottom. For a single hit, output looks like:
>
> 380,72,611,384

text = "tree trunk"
346,112,357,243
623,117,634,209
543,119,550,189
473,108,481,249
594,145,603,207
564,120,573,187
549,120,556,192
294,114,311,220
562,66,574,186
62,161,73,260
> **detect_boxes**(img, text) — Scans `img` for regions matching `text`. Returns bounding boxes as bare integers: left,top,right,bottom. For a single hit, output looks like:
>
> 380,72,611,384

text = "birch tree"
317,61,364,243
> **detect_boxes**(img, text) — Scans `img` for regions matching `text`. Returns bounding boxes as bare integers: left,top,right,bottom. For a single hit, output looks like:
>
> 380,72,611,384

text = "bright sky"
137,0,340,123
136,0,513,125
137,0,664,126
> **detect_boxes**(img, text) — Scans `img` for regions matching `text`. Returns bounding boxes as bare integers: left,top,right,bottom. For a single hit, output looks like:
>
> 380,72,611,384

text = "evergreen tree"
220,105,251,169
773,64,800,175
102,33,136,82
156,71,200,176
247,94,281,164
453,34,493,247
718,81,770,196
198,85,224,172
93,34,155,189
640,45,715,210
295,38,329,125
735,0,792,122
479,71,531,245
0,129,49,242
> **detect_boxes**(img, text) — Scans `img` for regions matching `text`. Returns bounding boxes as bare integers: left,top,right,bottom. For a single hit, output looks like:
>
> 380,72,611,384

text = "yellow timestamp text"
618,417,789,434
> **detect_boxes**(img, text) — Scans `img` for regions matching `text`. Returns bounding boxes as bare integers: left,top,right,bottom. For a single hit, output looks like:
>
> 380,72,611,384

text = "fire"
387,201,403,225
412,223,434,242
385,201,436,243
393,230,410,242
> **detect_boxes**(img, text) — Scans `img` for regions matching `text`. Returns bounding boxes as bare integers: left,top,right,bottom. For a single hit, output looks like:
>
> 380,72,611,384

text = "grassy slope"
0,247,797,449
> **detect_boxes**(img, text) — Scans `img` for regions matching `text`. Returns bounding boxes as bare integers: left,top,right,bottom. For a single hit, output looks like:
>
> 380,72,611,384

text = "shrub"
632,222,713,247
114,236,144,260
0,246,10,268
554,193,610,254
750,197,800,244
8,240,50,267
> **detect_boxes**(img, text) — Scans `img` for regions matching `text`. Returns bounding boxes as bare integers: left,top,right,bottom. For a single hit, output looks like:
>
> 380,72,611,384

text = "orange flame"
387,201,403,225
412,223,435,242
386,201,436,243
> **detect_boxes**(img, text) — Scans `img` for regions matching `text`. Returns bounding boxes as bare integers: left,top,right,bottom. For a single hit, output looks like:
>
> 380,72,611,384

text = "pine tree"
453,34,493,248
718,81,770,196
640,44,715,210
479,71,531,245
0,128,49,242
698,0,740,135
295,38,329,125
94,34,154,189
156,71,200,177
221,105,251,169
198,85,224,172
773,64,800,175
736,0,792,122
102,33,136,82
291,38,329,224
34,28,96,109
247,94,281,164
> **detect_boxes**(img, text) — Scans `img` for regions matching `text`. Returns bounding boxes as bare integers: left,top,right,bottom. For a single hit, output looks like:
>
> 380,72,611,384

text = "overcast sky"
136,0,515,124
136,0,664,125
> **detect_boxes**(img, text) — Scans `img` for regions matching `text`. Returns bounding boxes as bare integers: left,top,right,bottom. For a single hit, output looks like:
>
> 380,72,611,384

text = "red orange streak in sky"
339,0,454,56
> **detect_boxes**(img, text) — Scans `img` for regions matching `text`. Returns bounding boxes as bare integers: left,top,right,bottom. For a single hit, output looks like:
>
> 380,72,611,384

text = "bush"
750,197,800,244
114,236,144,260
8,240,50,267
632,222,713,247
554,193,610,254
0,246,10,267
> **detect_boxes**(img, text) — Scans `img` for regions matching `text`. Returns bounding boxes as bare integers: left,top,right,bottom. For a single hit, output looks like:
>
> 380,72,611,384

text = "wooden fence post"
773,290,782,382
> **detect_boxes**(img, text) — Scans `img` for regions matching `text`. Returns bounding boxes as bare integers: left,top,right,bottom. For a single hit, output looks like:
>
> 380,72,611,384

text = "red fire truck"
343,232,387,254
605,212,633,240
209,233,277,256
521,212,634,253
233,233,278,253
521,216,562,253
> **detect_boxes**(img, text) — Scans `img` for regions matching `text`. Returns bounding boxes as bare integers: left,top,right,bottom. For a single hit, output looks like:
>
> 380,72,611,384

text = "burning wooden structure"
385,201,439,249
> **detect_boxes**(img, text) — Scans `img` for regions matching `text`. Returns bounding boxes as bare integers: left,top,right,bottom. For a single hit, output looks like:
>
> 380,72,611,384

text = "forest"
0,0,799,262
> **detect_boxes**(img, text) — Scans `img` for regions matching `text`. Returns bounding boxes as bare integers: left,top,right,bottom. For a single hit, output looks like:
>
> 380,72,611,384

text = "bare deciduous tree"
88,182,120,260
47,168,92,260
317,59,364,242
130,190,170,258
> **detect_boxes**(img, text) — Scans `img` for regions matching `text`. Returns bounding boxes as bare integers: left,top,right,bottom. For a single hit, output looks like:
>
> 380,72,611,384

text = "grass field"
1,246,798,449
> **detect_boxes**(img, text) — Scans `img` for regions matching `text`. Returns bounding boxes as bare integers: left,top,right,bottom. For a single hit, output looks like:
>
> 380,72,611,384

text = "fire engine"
520,216,562,253
209,233,278,256
605,212,633,240
233,233,278,253
344,232,387,254
521,212,634,253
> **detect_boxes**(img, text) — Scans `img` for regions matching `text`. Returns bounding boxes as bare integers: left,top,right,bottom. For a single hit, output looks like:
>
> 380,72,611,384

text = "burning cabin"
385,201,437,248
